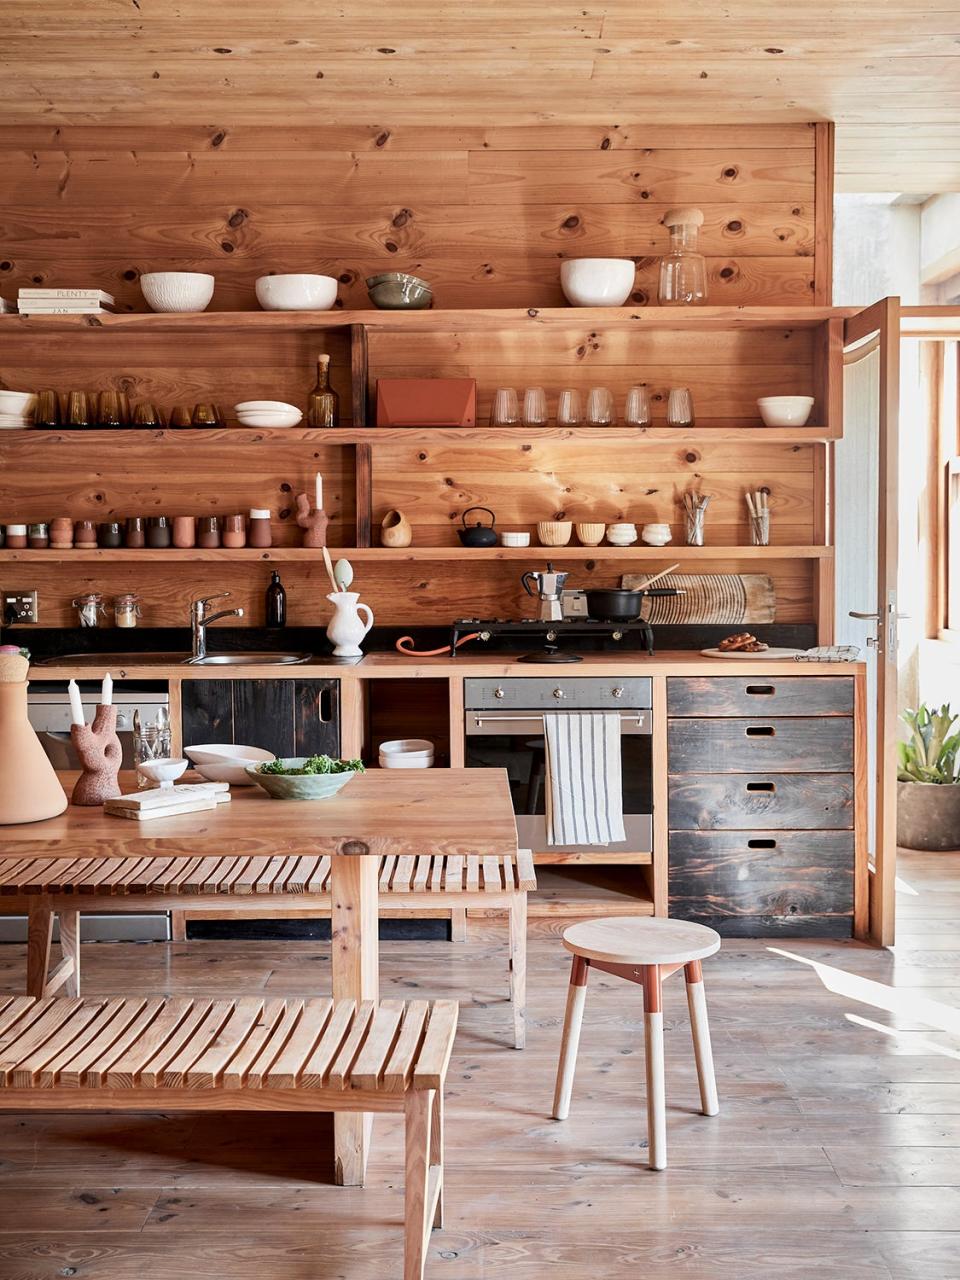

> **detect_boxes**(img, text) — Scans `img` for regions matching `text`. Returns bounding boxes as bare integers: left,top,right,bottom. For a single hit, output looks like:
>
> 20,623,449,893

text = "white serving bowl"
236,409,303,428
255,273,338,311
379,739,435,770
185,743,276,786
234,400,301,413
560,258,635,307
757,395,815,427
140,271,215,313
0,390,35,413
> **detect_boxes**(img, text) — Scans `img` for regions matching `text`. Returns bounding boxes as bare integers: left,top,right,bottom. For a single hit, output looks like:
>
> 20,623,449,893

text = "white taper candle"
67,679,85,727
315,472,323,512
101,672,113,706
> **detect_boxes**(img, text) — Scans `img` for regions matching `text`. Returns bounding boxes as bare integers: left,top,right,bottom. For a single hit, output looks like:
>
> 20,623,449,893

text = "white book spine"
18,288,115,302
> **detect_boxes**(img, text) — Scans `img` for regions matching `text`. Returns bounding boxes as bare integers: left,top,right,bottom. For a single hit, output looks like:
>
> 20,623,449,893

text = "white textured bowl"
140,271,215,313
186,743,275,786
236,410,303,428
255,273,338,311
500,532,531,547
560,258,635,307
757,395,815,427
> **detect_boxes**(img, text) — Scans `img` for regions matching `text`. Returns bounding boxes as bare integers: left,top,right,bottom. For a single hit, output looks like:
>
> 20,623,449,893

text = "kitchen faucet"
190,592,244,661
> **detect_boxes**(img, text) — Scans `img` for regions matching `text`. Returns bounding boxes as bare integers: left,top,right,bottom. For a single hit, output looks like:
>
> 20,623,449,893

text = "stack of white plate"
184,743,276,785
379,738,435,769
0,390,35,429
234,400,303,428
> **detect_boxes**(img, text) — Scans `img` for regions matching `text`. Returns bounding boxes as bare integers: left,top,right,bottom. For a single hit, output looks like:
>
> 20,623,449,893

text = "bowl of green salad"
246,754,365,800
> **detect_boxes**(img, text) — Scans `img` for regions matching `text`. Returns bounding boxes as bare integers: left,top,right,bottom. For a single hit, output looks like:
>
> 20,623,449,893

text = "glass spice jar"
125,516,146,548
73,592,106,627
98,521,123,549
27,522,49,550
114,593,142,628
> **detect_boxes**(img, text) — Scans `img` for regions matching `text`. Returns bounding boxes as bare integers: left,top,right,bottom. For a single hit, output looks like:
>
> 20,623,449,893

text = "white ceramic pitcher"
326,591,374,658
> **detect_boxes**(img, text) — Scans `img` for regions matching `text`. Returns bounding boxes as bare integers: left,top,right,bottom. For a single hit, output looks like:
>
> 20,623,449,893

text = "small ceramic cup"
537,521,573,547
500,531,531,547
641,522,673,546
575,523,606,546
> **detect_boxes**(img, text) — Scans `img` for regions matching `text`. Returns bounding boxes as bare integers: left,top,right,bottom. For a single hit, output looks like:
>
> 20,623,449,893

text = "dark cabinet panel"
669,773,854,831
667,676,854,717
181,679,340,759
668,717,854,774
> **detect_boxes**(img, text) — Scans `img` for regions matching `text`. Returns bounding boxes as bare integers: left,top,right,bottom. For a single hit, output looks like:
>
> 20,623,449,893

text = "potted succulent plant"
897,703,960,851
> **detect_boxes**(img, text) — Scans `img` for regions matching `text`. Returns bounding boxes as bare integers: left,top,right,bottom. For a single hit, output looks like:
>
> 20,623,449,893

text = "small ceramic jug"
326,591,374,658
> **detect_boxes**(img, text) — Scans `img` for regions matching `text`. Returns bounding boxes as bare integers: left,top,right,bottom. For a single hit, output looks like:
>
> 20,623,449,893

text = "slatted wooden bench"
0,993,457,1280
0,850,535,1048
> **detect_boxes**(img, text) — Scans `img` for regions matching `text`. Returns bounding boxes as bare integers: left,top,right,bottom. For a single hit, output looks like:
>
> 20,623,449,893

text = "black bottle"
265,569,287,627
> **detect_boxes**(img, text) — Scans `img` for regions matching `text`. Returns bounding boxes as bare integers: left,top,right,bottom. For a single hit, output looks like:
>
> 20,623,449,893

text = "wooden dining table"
0,767,519,1184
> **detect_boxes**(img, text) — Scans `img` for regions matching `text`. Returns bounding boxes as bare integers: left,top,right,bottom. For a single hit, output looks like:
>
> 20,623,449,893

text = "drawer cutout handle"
745,684,775,696
746,781,776,793
745,725,776,737
748,838,778,849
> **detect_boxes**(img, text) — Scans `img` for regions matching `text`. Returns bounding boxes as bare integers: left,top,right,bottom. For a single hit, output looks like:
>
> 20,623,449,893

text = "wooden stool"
552,916,720,1171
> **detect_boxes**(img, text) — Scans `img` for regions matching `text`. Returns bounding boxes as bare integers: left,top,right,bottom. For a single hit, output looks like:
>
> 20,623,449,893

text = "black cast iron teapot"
458,506,498,548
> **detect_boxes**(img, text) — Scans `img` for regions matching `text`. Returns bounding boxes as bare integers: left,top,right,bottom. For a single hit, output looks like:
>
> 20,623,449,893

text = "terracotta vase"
380,509,413,548
0,676,68,824
70,705,123,806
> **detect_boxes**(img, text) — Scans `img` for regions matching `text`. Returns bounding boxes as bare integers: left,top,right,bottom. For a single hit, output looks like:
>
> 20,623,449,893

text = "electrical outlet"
3,589,38,624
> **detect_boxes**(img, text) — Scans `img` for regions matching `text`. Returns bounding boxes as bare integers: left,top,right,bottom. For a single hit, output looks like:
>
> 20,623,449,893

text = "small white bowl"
236,410,303,428
140,271,215,313
560,258,635,307
641,523,673,546
757,395,815,427
185,743,276,786
500,532,531,547
234,400,301,413
255,273,338,311
379,739,435,770
137,757,189,789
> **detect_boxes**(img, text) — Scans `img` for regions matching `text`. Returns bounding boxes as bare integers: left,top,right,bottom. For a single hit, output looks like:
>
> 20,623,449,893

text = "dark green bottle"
266,570,287,627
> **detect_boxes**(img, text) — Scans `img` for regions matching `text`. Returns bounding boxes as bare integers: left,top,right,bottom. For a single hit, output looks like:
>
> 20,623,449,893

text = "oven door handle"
467,711,652,733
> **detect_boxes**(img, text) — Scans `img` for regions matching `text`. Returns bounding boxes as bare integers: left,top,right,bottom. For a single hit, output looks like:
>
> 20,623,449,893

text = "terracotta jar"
125,516,146,548
27,523,49,550
74,520,97,549
222,514,246,549
173,515,196,549
49,517,74,550
197,516,220,549
4,524,27,549
0,658,69,824
248,508,272,548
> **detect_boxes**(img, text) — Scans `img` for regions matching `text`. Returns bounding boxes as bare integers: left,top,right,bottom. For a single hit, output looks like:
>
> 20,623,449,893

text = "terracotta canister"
173,515,196,549
50,517,74,549
380,509,413,548
0,656,68,824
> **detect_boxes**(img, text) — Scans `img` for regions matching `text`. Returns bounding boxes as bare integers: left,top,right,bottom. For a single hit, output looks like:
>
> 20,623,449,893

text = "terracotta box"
375,377,476,427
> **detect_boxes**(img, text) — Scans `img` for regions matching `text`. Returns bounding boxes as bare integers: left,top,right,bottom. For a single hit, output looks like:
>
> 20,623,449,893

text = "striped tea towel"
795,645,861,662
543,712,626,846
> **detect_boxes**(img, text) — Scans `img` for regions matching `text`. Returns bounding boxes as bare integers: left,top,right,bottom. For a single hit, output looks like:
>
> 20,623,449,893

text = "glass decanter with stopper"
658,206,708,305
307,353,340,427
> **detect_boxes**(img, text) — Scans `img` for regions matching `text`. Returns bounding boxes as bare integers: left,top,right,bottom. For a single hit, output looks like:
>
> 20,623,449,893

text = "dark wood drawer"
669,773,854,830
668,717,854,774
668,829,854,937
667,675,854,718
181,678,340,760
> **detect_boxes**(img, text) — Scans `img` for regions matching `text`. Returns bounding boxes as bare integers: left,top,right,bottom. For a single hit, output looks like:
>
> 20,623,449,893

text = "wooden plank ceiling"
1,1,958,193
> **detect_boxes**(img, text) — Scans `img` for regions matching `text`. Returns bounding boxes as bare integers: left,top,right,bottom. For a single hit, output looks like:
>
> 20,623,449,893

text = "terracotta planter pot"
897,780,960,851
0,680,69,824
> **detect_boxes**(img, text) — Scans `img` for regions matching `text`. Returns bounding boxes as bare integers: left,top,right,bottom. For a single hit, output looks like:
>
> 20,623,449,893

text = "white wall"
833,196,921,307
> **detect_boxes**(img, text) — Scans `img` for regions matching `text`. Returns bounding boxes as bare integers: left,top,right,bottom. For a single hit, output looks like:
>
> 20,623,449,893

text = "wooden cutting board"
620,573,775,625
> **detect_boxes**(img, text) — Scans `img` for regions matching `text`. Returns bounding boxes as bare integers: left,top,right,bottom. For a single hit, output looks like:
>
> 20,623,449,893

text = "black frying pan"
584,587,680,623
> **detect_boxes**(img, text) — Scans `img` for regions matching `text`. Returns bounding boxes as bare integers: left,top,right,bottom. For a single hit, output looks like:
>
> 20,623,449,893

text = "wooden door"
841,298,901,945
181,679,341,760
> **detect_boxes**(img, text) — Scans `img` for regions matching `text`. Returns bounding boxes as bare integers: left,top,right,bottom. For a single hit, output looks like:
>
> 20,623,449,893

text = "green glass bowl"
245,759,361,800
365,273,433,310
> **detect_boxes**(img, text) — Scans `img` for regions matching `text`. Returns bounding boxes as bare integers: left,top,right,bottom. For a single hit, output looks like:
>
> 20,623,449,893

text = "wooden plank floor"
0,849,958,1279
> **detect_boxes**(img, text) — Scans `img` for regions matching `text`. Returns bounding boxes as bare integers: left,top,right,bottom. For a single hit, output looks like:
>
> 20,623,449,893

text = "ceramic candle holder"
295,492,329,549
70,704,122,806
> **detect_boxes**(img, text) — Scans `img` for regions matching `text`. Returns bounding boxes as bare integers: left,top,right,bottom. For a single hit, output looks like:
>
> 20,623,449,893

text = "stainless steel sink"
42,651,312,667
186,652,311,665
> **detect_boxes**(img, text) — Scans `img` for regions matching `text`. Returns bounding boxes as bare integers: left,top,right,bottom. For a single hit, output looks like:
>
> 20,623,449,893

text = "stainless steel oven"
464,677,653,853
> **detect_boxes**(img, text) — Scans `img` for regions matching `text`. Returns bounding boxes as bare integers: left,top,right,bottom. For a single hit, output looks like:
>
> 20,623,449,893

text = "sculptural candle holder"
70,704,122,806
295,491,329,549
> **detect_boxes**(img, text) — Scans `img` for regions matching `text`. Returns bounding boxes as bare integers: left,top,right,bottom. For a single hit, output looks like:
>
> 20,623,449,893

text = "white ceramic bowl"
140,271,215,313
500,532,531,547
757,395,815,427
255,273,338,311
185,743,276,786
0,390,35,413
379,738,435,769
234,400,301,413
560,258,635,307
236,410,303,428
137,757,189,788
641,523,673,546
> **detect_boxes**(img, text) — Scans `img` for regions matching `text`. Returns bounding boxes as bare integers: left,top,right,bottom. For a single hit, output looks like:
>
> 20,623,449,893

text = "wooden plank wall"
0,124,827,309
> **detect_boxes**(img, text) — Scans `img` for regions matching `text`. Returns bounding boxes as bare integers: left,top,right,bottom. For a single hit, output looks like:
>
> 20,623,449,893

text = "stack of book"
16,288,116,315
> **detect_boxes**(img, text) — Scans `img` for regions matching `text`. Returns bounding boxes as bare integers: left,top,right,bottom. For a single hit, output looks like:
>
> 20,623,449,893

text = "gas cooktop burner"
450,617,655,661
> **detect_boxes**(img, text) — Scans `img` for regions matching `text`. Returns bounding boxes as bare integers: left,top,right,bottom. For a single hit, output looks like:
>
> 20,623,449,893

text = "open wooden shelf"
523,866,656,917
0,545,835,564
0,304,856,335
